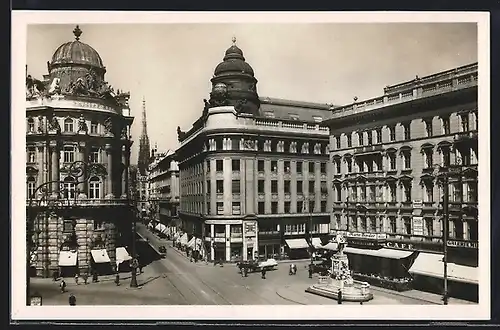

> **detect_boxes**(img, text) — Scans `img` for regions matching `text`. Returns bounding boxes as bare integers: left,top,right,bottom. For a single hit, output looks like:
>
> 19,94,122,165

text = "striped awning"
409,252,478,284
285,238,309,249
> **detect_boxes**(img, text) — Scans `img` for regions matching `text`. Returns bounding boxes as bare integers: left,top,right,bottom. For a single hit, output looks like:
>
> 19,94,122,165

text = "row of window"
27,176,102,199
332,214,478,240
26,146,103,164
27,117,100,134
332,111,477,150
183,179,329,195
204,159,328,174
181,199,329,215
331,146,477,174
206,137,328,155
331,181,477,204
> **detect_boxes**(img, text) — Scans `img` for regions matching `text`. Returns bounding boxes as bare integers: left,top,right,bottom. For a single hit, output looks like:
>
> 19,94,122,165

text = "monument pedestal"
305,249,373,302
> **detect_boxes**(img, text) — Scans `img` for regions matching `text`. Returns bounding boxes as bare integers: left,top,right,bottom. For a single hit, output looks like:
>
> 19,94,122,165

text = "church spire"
138,96,151,176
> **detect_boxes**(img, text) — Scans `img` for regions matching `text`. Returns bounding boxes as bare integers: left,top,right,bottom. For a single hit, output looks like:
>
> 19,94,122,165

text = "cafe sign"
447,240,478,249
384,241,415,250
244,221,257,237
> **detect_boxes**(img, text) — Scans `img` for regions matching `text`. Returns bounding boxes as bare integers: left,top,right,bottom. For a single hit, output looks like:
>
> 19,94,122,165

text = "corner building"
26,26,135,277
323,63,478,301
176,39,333,262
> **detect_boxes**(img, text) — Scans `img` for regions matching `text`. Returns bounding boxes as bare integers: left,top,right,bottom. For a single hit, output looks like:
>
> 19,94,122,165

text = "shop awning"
311,237,323,248
115,247,132,265
409,252,478,284
344,247,414,259
59,250,78,267
91,249,111,264
187,237,196,248
285,238,309,249
179,233,189,245
319,242,339,251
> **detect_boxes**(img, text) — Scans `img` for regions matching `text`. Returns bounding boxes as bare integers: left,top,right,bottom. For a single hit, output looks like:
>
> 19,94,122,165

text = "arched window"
27,118,35,133
63,177,76,199
64,118,74,132
27,176,36,198
89,176,101,199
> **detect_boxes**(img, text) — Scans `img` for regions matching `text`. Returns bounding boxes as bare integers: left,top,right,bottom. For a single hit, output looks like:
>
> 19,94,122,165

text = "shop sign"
342,231,387,240
384,241,415,250
205,220,242,225
447,240,478,249
412,200,423,209
412,217,424,236
244,221,257,237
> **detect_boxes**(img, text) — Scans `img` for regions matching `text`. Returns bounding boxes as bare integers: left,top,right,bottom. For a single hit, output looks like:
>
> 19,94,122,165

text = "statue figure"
37,116,44,133
104,117,113,134
235,99,248,113
177,126,186,142
78,114,88,132
48,77,61,95
48,116,60,132
26,75,45,98
120,126,128,139
335,233,347,254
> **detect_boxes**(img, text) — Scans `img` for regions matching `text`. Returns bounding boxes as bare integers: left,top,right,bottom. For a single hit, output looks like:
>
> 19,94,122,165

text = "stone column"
105,144,113,197
78,142,87,195
37,145,44,185
49,141,59,193
121,145,128,198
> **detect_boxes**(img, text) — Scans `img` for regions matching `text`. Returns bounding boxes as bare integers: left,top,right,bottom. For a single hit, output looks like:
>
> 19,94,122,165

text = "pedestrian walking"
261,268,266,279
92,271,98,283
68,293,76,306
74,273,79,285
52,270,58,281
115,273,120,286
337,289,343,305
82,273,88,285
60,279,66,293
243,267,248,277
308,265,313,279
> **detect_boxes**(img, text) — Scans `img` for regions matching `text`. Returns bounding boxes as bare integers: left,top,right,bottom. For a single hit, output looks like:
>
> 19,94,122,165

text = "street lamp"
434,157,458,306
26,161,102,305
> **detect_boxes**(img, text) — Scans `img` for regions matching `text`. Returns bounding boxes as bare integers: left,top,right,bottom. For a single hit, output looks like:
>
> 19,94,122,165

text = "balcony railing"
26,198,130,207
331,64,477,119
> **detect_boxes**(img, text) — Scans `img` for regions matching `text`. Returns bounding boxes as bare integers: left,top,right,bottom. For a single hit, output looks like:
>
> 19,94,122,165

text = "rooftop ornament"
73,25,82,41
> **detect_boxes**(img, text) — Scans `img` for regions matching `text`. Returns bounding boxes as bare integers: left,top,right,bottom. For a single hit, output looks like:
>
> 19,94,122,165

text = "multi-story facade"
176,39,333,262
147,150,180,231
26,26,135,277
323,62,478,301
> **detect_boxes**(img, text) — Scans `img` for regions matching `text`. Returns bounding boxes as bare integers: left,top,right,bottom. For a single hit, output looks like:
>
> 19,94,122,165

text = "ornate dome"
214,38,254,76
50,26,104,70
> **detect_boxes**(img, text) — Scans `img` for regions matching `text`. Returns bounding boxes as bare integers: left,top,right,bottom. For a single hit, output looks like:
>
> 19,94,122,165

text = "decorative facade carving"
177,126,186,142
104,117,113,135
209,82,228,107
78,114,88,133
47,116,60,132
37,116,44,133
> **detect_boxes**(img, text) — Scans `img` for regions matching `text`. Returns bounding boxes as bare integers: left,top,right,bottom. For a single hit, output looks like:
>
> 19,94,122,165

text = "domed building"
175,38,333,263
26,26,135,278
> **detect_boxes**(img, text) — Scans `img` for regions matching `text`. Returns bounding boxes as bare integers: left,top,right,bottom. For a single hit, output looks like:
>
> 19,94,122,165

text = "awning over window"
311,237,323,248
115,247,132,265
178,233,189,245
285,238,309,249
187,237,196,248
91,249,111,264
59,250,78,266
319,242,339,251
409,252,478,284
344,247,414,259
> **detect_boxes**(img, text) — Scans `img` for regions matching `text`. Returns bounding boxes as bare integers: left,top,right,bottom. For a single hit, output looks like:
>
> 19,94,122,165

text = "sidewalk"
275,281,476,305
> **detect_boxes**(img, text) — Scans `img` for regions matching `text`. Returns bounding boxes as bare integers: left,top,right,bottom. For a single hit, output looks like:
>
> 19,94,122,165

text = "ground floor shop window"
231,245,242,261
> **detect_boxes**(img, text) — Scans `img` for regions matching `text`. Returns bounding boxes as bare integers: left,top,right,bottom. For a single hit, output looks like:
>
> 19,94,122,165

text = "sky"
26,23,477,164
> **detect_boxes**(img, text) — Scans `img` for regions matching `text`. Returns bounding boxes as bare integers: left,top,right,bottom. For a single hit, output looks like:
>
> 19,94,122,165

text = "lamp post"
129,191,138,288
434,161,451,305
26,161,101,305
